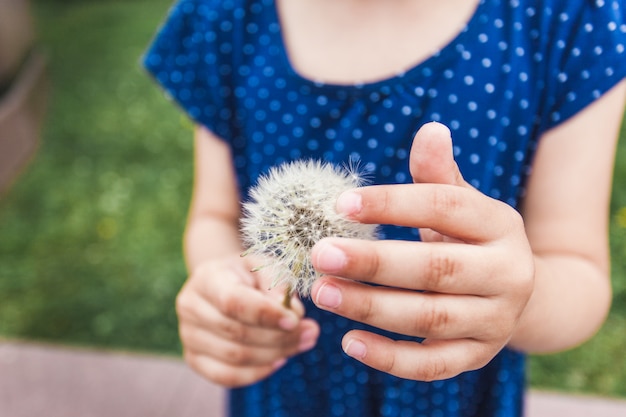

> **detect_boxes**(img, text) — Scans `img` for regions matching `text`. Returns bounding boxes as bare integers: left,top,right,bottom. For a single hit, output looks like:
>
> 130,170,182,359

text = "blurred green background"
1,0,626,398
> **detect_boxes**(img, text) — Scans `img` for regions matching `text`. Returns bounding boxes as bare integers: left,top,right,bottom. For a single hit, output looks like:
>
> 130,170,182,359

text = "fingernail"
278,313,298,331
344,339,367,359
272,358,287,370
298,329,317,352
314,241,346,273
336,191,362,216
314,282,342,309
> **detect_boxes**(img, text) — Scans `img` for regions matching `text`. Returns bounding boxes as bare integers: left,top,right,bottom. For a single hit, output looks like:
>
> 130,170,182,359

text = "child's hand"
176,255,320,387
310,122,535,381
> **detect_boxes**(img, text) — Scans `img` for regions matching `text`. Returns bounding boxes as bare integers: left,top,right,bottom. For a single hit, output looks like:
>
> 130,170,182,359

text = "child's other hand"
176,255,320,387
310,122,535,381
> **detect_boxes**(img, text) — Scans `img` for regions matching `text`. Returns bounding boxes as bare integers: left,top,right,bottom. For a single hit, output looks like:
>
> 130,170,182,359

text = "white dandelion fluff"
240,160,378,304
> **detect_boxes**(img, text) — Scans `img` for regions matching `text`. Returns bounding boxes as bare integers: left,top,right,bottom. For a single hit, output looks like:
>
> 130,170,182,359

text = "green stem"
282,285,292,309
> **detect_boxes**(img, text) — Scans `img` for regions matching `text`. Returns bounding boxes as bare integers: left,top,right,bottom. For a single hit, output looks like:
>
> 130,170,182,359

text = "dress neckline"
269,0,487,94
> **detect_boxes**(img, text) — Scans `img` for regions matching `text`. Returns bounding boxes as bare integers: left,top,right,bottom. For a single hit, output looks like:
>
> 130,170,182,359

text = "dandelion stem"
282,285,292,309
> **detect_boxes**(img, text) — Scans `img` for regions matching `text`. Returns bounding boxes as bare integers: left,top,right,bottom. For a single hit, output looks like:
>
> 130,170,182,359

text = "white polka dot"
395,172,407,182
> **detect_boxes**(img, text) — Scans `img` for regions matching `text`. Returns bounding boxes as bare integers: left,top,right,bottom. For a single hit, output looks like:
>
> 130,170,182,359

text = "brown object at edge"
0,0,48,196
0,50,48,195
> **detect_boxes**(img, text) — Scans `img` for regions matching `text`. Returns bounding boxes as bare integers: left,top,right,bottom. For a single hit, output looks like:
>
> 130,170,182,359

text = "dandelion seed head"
241,160,378,297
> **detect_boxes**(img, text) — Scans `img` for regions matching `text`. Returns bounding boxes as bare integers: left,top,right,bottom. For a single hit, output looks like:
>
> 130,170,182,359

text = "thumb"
409,122,471,243
409,122,469,188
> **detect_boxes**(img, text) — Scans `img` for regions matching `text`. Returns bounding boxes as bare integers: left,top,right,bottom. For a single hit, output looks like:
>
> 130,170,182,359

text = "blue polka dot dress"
144,0,626,416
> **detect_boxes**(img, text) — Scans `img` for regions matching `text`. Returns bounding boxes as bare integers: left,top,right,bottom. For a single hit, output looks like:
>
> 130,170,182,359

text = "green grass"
0,0,191,353
1,0,626,399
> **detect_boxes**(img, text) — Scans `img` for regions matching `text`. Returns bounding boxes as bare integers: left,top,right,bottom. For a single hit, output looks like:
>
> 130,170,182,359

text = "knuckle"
225,344,253,366
417,301,450,336
221,319,248,342
220,287,281,328
219,290,245,320
175,289,194,319
424,247,456,289
430,186,461,218
507,206,526,231
414,354,450,382
498,201,526,238
379,348,397,374
358,244,381,279
256,303,277,327
354,292,376,323
368,188,393,220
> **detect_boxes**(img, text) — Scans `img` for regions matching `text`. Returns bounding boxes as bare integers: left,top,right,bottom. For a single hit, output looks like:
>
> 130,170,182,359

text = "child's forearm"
507,253,611,354
183,214,243,274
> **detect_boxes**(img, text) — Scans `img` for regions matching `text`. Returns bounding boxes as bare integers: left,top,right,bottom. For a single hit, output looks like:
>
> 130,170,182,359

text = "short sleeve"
143,0,236,141
541,0,626,129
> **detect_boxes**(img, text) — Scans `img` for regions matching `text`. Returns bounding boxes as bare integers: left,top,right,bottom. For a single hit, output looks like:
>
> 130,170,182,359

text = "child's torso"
276,0,481,85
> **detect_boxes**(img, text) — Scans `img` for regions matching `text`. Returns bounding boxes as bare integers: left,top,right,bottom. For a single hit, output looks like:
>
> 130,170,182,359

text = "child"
144,0,626,416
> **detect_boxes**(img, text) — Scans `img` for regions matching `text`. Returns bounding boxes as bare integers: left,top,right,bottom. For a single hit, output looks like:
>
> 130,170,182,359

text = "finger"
179,321,317,367
311,238,503,295
340,331,499,382
311,277,498,340
181,323,291,366
178,282,320,348
408,123,475,243
335,184,522,242
179,296,305,348
418,228,446,242
183,348,287,388
409,122,469,187
191,262,301,331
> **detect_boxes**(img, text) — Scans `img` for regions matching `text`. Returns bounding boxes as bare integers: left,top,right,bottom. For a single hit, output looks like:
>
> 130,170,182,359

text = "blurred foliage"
0,0,189,353
0,0,626,399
